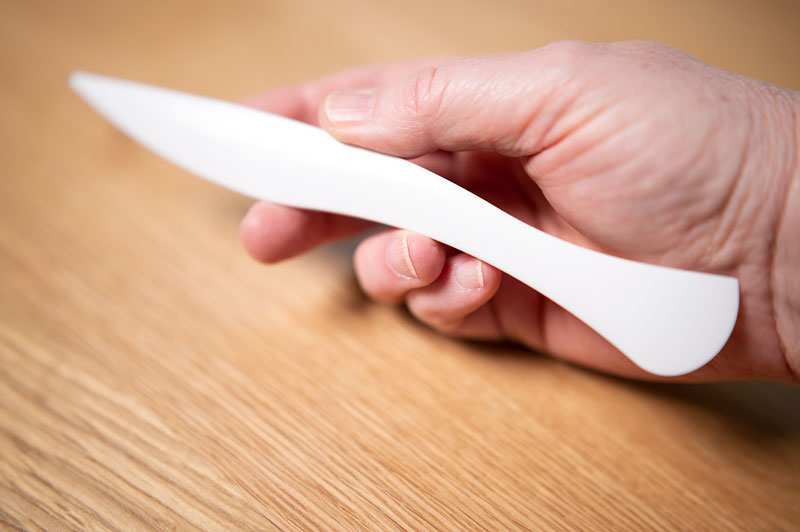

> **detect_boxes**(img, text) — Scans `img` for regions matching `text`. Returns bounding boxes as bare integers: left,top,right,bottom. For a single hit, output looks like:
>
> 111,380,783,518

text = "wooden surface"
2,1,800,530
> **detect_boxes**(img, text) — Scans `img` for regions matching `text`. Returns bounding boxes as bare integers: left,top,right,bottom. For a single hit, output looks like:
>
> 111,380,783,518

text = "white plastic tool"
69,71,739,376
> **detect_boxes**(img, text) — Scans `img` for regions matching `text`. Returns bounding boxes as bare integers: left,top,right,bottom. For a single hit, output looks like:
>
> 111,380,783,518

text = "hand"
240,41,800,382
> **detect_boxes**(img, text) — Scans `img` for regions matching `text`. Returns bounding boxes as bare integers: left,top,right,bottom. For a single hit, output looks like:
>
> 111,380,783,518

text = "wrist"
770,88,800,380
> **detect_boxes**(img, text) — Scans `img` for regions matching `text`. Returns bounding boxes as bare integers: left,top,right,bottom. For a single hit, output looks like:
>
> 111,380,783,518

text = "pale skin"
240,41,800,383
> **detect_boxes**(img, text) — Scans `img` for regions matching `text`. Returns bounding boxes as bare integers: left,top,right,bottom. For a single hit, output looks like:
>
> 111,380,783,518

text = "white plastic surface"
69,71,740,376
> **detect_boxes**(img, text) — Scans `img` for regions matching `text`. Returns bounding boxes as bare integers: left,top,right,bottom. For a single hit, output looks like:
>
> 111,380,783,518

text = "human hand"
240,41,800,382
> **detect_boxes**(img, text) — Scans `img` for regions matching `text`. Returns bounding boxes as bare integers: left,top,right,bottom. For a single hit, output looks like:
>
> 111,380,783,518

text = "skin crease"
240,41,800,383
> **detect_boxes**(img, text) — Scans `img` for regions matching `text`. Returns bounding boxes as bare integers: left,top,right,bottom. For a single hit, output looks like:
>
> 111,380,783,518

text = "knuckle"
427,318,461,336
355,275,395,305
402,65,448,121
537,39,595,63
360,282,401,304
410,304,463,335
527,40,608,83
432,320,463,336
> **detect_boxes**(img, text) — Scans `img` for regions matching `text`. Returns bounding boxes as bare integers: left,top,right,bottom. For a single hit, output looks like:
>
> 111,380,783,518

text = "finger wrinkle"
400,231,419,278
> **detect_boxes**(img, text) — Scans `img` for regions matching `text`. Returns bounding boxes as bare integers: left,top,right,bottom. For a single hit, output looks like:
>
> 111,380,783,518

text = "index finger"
243,56,459,125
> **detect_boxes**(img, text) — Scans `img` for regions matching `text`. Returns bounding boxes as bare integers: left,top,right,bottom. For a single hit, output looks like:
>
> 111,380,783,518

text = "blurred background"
4,0,799,101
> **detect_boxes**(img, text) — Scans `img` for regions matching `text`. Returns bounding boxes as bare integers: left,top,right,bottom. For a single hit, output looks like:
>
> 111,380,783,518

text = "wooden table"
2,1,799,530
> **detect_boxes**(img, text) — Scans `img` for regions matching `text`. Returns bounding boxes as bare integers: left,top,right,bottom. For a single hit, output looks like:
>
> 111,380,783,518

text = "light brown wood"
2,1,799,530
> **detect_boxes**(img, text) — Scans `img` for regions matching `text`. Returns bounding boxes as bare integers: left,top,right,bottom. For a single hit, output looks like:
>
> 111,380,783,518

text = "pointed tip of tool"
68,70,88,91
68,70,98,103
68,71,137,114
68,70,108,97
69,71,123,102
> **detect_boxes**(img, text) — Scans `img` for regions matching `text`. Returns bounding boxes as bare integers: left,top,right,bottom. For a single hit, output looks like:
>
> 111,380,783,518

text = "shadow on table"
497,339,800,438
320,233,800,438
624,379,800,435
444,332,800,439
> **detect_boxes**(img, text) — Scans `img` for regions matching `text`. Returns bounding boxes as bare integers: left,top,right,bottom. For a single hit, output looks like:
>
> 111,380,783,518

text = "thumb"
318,48,577,159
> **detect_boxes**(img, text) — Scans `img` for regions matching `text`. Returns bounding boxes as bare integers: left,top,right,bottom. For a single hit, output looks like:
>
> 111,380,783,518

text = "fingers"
240,201,370,263
405,254,502,339
354,229,503,339
319,53,538,157
319,42,603,159
354,230,446,303
240,57,462,264
242,56,460,126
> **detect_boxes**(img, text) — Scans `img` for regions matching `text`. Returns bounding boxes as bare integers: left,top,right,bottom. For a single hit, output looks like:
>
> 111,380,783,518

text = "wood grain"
1,1,799,530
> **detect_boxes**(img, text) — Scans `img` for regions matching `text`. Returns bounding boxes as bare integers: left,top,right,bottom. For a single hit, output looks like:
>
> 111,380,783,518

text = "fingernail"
455,258,485,290
386,231,419,280
324,89,374,124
